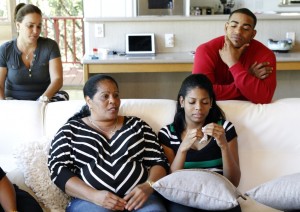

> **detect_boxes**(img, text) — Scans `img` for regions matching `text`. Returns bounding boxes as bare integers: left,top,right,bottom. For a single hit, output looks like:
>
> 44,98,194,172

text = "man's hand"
249,61,273,79
219,35,249,68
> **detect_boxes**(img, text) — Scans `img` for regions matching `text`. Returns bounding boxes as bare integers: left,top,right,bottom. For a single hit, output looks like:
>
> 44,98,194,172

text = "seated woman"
158,74,241,212
48,74,169,212
0,3,68,102
0,166,42,212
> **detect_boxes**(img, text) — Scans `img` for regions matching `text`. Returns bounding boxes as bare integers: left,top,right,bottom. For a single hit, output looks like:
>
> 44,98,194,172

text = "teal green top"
184,158,223,169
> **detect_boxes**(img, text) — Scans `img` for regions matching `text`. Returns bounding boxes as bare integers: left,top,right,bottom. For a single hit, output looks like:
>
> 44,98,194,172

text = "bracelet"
146,180,154,188
39,95,49,102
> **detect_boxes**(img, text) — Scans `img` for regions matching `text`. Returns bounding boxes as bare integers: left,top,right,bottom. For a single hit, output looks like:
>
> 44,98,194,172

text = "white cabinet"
83,0,300,18
83,0,135,17
189,0,223,16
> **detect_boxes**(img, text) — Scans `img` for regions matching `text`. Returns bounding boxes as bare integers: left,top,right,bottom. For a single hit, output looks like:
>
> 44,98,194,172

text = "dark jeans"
285,211,300,212
0,185,43,212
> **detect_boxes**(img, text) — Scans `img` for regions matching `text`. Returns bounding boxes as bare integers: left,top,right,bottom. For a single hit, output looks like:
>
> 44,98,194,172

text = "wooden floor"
63,63,84,88
62,64,84,100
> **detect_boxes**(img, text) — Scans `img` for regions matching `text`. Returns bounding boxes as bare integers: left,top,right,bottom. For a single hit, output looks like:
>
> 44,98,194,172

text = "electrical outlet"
286,32,296,46
95,24,104,38
165,34,174,48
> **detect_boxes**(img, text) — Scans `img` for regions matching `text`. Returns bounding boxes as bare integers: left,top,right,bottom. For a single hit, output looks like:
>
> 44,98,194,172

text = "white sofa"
1,99,300,212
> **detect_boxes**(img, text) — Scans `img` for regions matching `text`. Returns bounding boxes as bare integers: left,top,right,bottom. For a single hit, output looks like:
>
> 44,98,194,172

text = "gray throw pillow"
152,169,244,210
245,173,300,211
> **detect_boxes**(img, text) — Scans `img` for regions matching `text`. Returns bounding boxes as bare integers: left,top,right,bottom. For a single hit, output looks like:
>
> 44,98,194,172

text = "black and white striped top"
48,116,169,196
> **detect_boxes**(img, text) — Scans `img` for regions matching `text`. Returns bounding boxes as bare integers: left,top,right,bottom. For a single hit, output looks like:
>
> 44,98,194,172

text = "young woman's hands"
180,129,203,152
202,123,228,149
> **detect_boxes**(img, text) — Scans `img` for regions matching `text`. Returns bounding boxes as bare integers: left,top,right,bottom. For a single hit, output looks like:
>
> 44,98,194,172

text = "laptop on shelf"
125,33,156,57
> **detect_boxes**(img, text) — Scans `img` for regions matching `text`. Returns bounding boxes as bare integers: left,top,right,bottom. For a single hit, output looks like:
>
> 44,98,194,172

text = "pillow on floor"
245,173,300,211
14,137,70,211
152,169,244,210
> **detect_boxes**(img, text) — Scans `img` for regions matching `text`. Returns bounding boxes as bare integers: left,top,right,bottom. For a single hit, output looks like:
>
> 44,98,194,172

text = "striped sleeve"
221,120,237,143
158,125,180,148
127,117,169,171
47,121,82,192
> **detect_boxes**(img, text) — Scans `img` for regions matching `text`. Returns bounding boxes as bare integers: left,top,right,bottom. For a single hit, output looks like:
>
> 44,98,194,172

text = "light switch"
95,24,104,38
165,34,174,48
286,32,296,46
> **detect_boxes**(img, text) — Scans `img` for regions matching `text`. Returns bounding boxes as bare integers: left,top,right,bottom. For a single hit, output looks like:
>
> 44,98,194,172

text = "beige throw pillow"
14,137,70,211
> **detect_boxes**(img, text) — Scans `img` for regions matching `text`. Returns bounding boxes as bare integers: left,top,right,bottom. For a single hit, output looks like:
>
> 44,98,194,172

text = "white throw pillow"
152,169,244,210
245,173,300,211
14,137,70,211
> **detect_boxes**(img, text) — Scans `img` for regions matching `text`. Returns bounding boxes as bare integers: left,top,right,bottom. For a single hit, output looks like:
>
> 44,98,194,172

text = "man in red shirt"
193,8,276,104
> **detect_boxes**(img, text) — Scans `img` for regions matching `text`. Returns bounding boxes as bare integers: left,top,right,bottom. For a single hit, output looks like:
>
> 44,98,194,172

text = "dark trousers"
0,185,43,212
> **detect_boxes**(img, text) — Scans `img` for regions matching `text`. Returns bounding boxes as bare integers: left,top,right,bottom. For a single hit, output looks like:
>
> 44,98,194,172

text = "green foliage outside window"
0,0,8,21
28,0,83,17
28,0,84,63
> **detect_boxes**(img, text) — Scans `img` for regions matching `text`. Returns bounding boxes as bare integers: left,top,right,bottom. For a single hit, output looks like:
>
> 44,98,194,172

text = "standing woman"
158,74,241,212
0,3,68,102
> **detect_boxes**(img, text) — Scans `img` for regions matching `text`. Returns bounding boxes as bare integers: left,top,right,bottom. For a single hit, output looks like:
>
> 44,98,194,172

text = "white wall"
0,24,12,43
84,16,300,54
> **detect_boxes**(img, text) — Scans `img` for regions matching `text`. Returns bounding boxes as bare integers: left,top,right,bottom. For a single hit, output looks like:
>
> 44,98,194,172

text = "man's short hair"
229,8,257,28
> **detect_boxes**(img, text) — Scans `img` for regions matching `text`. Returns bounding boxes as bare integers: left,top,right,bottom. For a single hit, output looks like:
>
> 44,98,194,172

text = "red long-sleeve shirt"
192,36,276,104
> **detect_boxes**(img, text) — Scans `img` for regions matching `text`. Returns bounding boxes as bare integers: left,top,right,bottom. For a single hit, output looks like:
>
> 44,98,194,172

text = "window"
0,0,8,22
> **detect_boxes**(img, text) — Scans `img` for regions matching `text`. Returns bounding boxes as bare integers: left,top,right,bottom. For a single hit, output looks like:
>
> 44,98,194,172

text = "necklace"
25,53,31,60
17,40,35,60
88,117,118,134
24,48,35,60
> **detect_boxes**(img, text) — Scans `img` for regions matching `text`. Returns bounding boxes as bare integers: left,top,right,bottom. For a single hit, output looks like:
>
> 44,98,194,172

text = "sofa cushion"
217,99,300,193
152,169,244,210
245,173,300,211
14,137,70,211
0,100,44,171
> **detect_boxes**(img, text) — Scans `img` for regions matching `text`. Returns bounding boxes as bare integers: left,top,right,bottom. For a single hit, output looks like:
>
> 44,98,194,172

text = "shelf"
278,3,300,7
